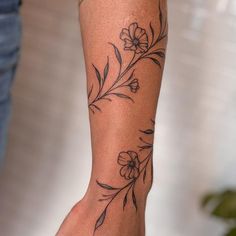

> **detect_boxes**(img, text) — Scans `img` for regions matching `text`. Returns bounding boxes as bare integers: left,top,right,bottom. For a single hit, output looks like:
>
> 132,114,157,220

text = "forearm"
80,0,167,232
80,0,167,192
57,1,168,235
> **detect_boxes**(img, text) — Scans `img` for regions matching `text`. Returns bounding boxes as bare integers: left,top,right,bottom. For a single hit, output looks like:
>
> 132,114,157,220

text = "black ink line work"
88,1,167,114
94,120,155,234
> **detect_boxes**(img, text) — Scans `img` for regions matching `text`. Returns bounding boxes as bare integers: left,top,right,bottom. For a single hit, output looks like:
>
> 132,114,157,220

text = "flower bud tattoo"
128,79,140,93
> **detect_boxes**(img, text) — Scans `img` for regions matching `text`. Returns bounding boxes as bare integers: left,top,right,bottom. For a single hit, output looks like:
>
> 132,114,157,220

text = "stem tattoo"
94,120,155,234
88,2,167,114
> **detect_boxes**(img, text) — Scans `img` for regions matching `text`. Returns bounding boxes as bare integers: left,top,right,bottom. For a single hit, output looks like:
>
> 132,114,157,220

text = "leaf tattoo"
94,209,107,232
88,1,167,113
93,64,102,88
104,58,109,75
93,120,155,234
110,43,122,65
96,180,119,191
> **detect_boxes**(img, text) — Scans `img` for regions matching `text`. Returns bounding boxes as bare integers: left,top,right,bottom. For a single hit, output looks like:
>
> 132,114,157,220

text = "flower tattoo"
88,1,167,114
128,79,140,93
118,151,140,180
94,120,155,234
120,23,148,53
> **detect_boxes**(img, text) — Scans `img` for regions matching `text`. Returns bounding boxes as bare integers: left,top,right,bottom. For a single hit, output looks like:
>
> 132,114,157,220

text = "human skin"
56,0,168,235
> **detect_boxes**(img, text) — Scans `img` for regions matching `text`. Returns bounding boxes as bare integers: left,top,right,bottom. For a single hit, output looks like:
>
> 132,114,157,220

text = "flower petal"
129,169,135,179
133,167,139,178
118,152,131,166
124,39,134,48
120,28,131,41
133,157,140,169
138,44,148,52
135,27,146,39
124,45,136,51
120,166,129,177
127,151,138,161
139,42,148,47
136,46,145,54
139,33,148,44
129,23,138,39
125,167,132,180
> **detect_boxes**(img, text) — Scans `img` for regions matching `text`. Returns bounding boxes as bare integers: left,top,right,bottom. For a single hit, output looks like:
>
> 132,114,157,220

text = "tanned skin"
56,0,168,235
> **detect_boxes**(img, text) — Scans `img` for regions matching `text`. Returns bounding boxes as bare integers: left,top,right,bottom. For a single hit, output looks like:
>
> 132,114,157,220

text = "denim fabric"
0,0,21,13
0,0,21,163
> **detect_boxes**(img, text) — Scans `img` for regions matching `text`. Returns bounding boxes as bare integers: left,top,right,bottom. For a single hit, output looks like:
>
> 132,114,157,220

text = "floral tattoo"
94,120,155,234
88,1,167,113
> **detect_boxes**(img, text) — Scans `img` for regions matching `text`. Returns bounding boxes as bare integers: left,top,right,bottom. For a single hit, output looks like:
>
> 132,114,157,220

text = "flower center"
133,38,139,46
128,160,135,168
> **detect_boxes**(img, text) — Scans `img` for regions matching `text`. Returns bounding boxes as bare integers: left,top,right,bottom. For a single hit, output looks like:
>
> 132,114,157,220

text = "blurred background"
0,0,236,235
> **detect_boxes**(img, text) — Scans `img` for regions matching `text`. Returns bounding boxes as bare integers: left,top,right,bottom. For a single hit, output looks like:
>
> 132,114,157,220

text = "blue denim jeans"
0,0,21,163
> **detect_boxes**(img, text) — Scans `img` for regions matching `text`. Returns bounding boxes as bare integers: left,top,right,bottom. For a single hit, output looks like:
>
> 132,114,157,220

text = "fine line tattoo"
94,120,155,234
88,1,167,114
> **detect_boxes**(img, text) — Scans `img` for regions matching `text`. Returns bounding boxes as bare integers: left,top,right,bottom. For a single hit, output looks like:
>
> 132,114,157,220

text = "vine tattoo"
88,2,167,113
94,120,155,234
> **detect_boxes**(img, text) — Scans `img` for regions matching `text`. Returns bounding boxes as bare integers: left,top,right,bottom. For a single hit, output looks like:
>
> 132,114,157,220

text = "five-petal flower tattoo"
120,23,149,53
118,151,140,180
88,2,167,114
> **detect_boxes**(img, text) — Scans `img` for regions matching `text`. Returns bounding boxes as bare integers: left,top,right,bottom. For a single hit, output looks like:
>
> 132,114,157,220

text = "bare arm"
57,0,167,235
